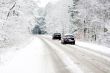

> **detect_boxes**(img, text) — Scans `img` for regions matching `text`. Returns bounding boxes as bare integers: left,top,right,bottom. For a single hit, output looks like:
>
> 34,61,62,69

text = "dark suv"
52,33,61,40
61,34,75,45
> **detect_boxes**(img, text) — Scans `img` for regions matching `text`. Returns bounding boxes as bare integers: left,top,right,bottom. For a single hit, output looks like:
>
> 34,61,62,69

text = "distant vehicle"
52,33,61,40
61,34,75,45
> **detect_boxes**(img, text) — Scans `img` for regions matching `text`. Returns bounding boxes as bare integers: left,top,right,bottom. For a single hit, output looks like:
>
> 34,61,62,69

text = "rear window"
54,33,61,35
65,35,74,37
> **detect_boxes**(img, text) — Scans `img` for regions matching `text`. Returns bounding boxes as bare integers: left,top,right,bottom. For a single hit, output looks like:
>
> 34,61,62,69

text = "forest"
0,0,110,48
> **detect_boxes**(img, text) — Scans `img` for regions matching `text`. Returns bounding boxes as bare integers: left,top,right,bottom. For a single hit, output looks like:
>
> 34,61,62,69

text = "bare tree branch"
6,2,16,20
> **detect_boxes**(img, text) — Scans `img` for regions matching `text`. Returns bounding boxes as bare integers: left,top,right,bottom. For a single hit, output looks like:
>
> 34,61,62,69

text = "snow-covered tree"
45,0,72,35
32,17,47,34
69,0,110,47
44,0,110,47
0,0,39,48
32,8,47,34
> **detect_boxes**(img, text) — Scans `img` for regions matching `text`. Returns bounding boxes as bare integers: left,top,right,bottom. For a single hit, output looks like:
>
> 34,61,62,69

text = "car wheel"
61,41,66,44
59,38,61,40
72,42,75,45
52,37,55,40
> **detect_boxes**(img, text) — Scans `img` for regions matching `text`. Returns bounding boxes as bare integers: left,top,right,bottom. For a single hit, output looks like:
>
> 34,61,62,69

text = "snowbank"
0,36,34,65
76,41,110,55
0,37,49,73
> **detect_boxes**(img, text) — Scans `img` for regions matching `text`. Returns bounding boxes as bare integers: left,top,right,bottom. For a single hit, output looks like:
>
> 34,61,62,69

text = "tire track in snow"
39,36,84,73
41,36,110,73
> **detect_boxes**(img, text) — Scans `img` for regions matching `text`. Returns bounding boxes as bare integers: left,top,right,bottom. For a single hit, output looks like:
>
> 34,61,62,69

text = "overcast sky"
33,0,60,7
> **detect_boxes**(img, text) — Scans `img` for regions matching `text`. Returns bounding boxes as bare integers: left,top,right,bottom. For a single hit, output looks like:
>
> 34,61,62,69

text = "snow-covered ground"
76,41,110,55
0,35,110,73
40,36,110,73
0,36,34,65
42,37,84,73
44,35,110,55
0,37,50,73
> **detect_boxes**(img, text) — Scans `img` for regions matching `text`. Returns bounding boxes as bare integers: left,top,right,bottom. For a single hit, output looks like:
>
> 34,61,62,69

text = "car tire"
52,37,54,39
61,41,66,44
72,42,75,45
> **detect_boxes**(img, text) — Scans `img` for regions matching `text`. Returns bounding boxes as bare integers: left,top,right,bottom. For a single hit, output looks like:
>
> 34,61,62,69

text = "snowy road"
0,36,110,73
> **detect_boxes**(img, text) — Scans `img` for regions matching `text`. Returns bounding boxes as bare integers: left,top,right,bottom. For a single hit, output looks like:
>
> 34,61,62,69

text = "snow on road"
41,37,84,73
0,36,85,73
41,36,110,73
0,35,110,73
43,35,110,56
0,37,54,73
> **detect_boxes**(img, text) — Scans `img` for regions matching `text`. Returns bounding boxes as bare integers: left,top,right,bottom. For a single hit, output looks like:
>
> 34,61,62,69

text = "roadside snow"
0,37,49,73
76,41,110,55
0,36,34,65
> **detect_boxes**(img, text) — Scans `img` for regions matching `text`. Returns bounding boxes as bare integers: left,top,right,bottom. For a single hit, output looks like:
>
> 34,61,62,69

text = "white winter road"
0,35,110,73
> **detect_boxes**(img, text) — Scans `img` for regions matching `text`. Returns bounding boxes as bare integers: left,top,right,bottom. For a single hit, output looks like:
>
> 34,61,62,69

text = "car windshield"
65,35,74,38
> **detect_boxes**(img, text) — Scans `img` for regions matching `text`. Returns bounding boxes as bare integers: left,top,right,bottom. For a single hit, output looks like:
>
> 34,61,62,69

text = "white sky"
33,0,60,7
